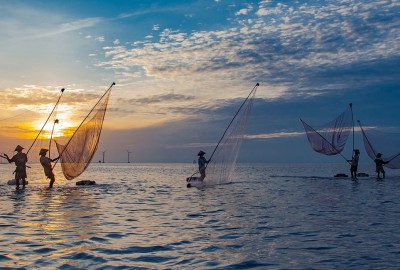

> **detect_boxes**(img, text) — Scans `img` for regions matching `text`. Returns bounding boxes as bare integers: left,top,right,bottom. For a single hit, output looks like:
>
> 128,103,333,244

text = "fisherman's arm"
2,153,12,163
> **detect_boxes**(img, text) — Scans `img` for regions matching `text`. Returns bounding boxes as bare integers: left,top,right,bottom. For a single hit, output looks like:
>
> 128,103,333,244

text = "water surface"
1,162,400,269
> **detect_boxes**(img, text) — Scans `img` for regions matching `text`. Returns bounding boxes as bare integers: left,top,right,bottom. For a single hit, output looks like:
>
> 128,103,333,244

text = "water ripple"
1,163,400,269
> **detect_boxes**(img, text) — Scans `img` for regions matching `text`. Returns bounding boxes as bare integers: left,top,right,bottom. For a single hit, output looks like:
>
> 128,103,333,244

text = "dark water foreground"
1,163,400,269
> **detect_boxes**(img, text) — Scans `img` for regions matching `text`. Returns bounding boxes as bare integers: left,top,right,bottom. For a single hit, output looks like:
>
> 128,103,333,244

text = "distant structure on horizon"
102,151,106,163
127,150,132,163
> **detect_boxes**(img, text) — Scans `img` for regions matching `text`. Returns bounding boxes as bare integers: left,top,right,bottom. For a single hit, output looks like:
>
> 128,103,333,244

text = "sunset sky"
0,0,399,164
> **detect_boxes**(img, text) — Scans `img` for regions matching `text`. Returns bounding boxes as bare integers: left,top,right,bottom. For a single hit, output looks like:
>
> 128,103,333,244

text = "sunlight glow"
32,113,77,140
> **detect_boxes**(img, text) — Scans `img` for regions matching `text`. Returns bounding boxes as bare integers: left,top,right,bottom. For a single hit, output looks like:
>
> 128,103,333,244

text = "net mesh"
360,127,400,169
301,104,353,156
54,88,111,180
203,88,257,185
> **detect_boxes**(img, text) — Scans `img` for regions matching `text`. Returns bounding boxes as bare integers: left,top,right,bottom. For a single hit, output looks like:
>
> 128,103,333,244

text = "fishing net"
360,125,400,169
202,85,257,185
54,85,112,180
301,104,353,156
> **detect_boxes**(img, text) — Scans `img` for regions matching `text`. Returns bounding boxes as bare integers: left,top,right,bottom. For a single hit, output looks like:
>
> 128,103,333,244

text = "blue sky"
0,0,399,164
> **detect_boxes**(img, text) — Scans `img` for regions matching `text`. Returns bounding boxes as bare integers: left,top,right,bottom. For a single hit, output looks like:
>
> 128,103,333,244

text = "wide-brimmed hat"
14,145,24,151
39,148,48,155
377,153,382,157
198,150,206,156
354,149,360,154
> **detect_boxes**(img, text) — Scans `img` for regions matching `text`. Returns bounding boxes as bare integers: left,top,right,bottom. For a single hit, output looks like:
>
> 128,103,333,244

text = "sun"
33,111,77,140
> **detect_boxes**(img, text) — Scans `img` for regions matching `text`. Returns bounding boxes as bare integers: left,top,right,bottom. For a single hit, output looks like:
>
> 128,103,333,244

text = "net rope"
202,87,257,185
54,87,111,180
301,104,353,156
359,124,400,169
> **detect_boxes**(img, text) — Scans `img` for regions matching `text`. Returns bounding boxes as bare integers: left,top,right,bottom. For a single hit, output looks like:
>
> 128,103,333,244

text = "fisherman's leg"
379,168,385,179
15,178,20,189
49,176,55,188
199,170,205,181
355,167,358,179
22,178,26,189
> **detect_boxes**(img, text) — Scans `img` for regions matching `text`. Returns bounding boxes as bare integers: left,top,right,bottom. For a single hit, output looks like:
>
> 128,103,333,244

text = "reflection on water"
0,182,101,268
0,163,400,269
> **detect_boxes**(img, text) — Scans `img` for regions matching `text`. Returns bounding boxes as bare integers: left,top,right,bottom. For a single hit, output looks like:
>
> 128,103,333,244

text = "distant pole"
127,150,132,163
102,151,106,163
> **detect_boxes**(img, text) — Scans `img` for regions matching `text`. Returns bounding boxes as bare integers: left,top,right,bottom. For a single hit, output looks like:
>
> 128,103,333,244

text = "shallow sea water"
1,162,400,269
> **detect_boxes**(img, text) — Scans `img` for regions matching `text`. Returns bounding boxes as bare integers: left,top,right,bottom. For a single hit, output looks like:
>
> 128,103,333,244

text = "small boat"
186,176,204,188
334,173,348,178
76,180,96,185
333,172,369,179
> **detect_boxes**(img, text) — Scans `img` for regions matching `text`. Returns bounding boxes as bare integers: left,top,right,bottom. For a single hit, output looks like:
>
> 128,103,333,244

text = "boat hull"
186,176,204,188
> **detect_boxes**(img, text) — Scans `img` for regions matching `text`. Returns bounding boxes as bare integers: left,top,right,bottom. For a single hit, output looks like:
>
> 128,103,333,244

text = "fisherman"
39,148,59,188
348,149,360,179
3,145,28,189
374,153,389,179
198,150,210,181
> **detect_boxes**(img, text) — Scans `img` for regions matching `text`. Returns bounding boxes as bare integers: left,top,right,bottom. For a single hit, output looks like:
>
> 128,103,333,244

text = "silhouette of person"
198,150,210,181
39,148,59,188
374,153,389,179
348,149,360,179
4,145,28,189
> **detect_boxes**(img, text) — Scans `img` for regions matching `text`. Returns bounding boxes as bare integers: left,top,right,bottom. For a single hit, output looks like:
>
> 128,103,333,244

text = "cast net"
54,83,113,180
359,123,400,169
202,84,258,185
300,104,353,156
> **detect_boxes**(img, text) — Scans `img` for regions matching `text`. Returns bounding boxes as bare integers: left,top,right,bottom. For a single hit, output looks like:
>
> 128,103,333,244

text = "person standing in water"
198,150,210,181
4,145,28,189
374,153,389,179
39,148,59,188
348,149,360,179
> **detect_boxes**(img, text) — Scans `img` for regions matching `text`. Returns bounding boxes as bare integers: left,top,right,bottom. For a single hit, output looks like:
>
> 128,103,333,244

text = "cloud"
1,1,399,162
0,3,117,89
96,0,399,102
95,36,105,42
57,18,102,36
0,9,102,42
124,93,195,105
0,85,111,137
245,131,304,140
235,4,253,16
166,142,217,149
